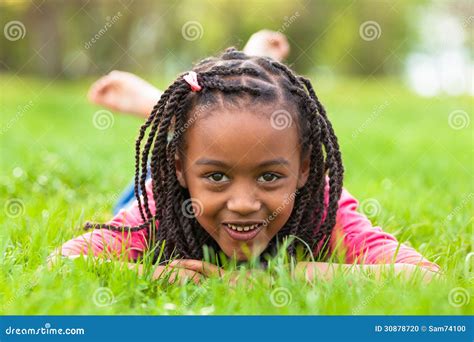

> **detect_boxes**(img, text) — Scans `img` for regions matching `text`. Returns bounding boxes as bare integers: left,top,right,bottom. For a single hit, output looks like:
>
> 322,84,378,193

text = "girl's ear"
174,153,188,188
297,149,311,190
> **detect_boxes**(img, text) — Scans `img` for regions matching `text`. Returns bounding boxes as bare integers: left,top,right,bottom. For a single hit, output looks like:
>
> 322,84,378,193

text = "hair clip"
183,71,202,92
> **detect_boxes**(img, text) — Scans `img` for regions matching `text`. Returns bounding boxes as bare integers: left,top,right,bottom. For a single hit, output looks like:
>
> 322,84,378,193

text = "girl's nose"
226,192,261,215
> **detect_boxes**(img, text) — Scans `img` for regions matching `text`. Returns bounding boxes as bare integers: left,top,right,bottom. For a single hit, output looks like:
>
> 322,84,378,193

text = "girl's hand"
152,264,204,285
168,259,223,278
87,70,162,118
294,262,442,284
391,263,443,283
168,259,266,287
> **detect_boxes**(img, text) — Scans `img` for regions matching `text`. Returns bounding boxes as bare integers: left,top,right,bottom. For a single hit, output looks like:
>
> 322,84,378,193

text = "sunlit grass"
0,73,472,314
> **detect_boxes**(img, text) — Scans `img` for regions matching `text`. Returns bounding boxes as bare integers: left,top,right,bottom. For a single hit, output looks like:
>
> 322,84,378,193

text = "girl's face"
175,107,310,260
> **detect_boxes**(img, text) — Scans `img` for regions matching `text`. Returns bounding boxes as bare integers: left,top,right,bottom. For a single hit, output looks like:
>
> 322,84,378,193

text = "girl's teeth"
227,223,260,232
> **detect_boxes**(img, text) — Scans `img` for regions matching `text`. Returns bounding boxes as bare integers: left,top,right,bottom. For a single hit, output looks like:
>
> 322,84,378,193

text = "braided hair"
84,47,344,263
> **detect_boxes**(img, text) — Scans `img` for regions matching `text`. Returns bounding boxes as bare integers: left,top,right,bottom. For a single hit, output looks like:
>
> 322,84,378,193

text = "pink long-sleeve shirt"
57,179,440,272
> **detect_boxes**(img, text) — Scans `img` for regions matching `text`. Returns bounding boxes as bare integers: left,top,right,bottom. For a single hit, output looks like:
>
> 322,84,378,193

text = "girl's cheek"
266,196,296,228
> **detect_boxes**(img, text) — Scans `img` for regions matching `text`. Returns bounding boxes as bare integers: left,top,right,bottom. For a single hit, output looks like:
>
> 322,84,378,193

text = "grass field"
0,73,472,315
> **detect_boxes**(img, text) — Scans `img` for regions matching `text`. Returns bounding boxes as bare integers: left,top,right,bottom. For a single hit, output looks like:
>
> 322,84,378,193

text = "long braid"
84,47,344,264
132,86,173,221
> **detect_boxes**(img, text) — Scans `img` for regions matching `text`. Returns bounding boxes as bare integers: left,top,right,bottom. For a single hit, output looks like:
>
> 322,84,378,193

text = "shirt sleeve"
55,179,157,261
324,184,440,272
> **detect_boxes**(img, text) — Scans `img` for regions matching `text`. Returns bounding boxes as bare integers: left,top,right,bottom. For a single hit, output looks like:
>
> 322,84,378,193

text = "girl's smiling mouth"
221,222,266,241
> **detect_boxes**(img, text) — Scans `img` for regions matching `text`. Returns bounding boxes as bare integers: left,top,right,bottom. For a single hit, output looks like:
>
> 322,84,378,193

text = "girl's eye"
257,173,281,183
205,172,282,184
207,173,229,183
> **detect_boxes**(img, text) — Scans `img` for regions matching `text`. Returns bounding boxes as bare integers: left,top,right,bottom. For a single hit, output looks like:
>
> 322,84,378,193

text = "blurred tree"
0,0,458,80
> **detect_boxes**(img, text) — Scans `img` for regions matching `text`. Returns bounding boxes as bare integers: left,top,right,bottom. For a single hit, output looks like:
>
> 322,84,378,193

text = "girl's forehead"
183,109,301,165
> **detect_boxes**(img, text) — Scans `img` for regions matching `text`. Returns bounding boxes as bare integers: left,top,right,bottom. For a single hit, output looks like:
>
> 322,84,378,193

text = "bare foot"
87,70,162,118
243,29,290,62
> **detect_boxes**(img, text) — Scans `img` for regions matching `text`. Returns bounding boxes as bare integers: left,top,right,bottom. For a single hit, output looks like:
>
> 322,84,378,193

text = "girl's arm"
46,254,203,285
294,262,440,284
310,182,441,278
50,179,156,261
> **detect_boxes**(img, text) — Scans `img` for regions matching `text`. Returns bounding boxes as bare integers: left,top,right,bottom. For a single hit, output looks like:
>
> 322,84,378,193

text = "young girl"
50,47,440,284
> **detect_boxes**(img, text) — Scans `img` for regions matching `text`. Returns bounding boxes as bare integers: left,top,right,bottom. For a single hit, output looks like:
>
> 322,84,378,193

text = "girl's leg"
88,70,162,119
243,29,290,61
113,166,152,215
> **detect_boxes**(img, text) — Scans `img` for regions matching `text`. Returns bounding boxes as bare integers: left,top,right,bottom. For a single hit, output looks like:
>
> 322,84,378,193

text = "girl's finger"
167,268,203,285
169,259,223,277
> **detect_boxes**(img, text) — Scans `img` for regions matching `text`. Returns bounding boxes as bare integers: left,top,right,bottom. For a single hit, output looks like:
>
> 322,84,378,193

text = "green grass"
0,73,472,315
